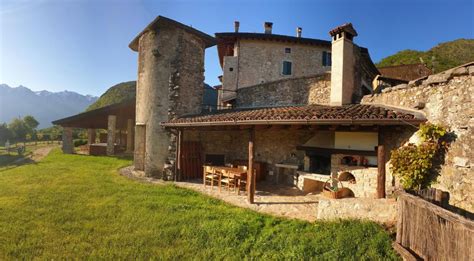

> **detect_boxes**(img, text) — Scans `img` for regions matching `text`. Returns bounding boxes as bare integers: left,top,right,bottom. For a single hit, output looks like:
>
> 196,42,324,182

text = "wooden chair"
203,166,219,189
220,171,237,192
236,169,257,195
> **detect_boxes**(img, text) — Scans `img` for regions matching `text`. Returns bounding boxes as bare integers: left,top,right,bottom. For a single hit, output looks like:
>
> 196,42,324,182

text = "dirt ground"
11,145,57,165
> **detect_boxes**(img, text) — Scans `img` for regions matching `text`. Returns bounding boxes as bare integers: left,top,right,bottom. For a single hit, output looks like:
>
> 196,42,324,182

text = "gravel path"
11,146,56,165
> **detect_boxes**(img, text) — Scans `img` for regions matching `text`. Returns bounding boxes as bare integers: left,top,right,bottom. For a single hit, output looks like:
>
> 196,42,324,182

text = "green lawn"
0,149,399,260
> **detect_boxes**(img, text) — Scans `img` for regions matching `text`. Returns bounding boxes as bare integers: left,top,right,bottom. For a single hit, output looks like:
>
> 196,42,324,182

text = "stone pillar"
126,119,134,153
87,128,96,144
107,115,116,156
134,124,146,171
62,127,74,154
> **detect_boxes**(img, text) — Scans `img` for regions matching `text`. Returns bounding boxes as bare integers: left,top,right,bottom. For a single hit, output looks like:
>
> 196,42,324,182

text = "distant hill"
86,81,136,111
0,84,97,128
377,39,474,73
87,81,218,111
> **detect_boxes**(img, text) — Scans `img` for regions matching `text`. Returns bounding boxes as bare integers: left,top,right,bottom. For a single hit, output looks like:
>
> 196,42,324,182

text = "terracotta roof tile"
162,104,424,127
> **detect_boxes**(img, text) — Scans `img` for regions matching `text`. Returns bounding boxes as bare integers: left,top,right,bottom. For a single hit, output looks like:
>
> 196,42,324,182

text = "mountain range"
0,84,97,128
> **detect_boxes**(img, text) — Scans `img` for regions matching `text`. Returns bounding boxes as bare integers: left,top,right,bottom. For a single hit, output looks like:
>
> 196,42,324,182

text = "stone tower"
329,23,358,106
129,16,215,179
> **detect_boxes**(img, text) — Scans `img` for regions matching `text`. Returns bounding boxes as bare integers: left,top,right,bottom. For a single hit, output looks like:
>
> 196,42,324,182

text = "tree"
23,115,39,130
0,123,13,144
8,118,29,141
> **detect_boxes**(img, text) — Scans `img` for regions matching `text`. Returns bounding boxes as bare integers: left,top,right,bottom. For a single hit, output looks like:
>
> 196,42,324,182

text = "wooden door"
180,141,202,180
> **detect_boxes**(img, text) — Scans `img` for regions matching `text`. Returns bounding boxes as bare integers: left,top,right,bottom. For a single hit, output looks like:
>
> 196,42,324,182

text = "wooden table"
205,166,247,194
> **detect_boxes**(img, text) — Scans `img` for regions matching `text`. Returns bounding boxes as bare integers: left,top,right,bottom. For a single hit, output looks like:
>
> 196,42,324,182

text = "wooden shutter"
282,61,292,75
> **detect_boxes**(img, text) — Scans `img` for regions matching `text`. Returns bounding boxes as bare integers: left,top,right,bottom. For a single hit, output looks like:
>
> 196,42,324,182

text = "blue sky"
1,0,473,96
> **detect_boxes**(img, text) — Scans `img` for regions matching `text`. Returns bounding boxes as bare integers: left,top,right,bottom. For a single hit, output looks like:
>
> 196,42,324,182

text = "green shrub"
390,123,448,190
73,139,87,147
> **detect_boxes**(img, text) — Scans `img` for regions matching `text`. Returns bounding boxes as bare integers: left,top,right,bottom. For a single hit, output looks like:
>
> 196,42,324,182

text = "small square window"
322,51,332,66
229,67,233,72
282,61,292,75
285,48,291,53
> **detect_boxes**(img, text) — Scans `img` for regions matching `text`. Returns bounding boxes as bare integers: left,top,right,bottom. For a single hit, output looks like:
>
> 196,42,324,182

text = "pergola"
162,104,426,204
52,99,135,155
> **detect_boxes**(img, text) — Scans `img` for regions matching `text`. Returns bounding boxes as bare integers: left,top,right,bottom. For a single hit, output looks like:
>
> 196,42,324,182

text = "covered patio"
52,100,135,156
162,104,425,204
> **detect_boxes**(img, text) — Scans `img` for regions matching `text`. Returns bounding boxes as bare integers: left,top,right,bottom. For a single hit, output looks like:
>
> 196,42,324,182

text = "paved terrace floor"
120,166,321,222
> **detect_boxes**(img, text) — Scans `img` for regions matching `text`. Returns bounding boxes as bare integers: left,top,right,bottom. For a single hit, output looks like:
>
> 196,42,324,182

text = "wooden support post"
377,145,386,198
176,129,183,181
247,128,255,204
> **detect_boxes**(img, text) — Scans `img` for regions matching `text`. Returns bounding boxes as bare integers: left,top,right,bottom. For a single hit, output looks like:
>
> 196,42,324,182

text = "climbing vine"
390,123,448,190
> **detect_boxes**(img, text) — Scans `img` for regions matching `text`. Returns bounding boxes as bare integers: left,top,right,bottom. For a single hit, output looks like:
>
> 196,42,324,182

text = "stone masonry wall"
164,29,206,180
236,39,330,89
185,128,315,174
237,73,331,108
317,198,397,224
362,63,474,212
331,154,378,198
135,24,206,179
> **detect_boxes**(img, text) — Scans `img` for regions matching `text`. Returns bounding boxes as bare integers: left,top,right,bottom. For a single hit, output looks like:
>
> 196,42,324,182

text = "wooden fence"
395,191,474,260
0,141,60,152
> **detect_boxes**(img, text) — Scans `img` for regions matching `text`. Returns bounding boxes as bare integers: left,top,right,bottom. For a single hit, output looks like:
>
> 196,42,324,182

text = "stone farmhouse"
53,16,473,212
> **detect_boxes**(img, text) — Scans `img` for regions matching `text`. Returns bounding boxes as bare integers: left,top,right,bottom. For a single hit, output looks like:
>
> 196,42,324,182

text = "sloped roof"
378,63,432,81
52,99,135,129
162,104,425,127
129,16,216,51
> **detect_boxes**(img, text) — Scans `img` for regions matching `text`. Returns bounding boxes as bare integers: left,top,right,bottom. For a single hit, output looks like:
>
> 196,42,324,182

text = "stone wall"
135,23,207,179
236,73,331,107
235,39,330,89
317,198,397,224
185,128,315,173
362,63,474,212
164,30,206,180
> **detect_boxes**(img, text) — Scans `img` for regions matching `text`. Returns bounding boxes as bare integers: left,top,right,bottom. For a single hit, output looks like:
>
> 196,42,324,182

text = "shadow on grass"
73,153,133,161
0,154,36,172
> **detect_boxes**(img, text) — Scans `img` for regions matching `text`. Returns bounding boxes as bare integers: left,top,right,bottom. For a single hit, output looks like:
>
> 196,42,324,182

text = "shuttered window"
322,51,332,66
282,61,292,75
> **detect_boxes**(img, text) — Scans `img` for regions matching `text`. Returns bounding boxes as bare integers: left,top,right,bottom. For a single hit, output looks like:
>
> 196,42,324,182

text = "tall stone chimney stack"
264,22,273,34
329,23,358,106
296,27,302,38
234,21,240,33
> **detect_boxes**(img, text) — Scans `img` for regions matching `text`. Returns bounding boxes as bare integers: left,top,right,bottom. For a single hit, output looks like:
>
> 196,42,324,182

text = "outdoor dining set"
203,165,252,195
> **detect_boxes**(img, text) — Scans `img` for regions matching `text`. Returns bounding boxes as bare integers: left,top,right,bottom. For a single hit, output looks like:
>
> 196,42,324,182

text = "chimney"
264,22,273,34
234,21,240,33
296,27,302,38
329,23,358,106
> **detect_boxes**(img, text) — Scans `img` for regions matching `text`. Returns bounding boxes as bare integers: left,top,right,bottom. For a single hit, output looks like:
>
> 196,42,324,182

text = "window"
322,51,332,66
285,47,291,53
229,67,233,72
282,61,292,75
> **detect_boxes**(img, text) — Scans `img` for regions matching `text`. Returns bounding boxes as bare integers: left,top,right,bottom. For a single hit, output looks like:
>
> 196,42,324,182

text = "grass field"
0,149,399,259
